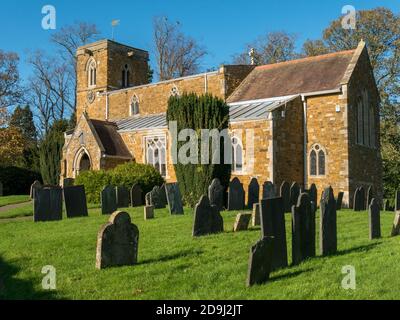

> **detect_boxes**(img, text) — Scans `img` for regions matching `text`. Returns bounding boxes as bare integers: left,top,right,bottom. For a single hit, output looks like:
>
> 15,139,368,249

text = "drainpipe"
301,94,307,189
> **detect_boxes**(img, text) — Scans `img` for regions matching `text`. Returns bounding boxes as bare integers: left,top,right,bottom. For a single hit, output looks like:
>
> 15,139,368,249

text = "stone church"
61,39,382,208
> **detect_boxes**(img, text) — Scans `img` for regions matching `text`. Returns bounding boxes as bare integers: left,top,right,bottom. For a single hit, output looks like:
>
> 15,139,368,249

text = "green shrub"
74,170,112,204
0,166,41,195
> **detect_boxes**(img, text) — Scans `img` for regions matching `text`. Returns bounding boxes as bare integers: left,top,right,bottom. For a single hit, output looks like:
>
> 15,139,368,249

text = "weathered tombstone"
308,184,317,204
144,205,154,220
33,187,63,222
159,183,168,207
192,195,224,237
101,185,117,215
116,186,129,208
248,178,260,209
208,178,224,211
262,181,275,199
290,182,301,209
145,192,151,206
260,197,288,270
227,178,245,211
148,186,166,209
63,178,74,188
165,183,184,215
396,190,400,211
391,211,400,237
354,186,366,210
336,192,344,210
30,180,42,199
384,199,394,212
252,203,260,226
280,181,291,213
369,198,381,240
366,186,374,208
320,187,337,256
233,213,252,232
130,184,143,207
291,193,316,265
96,211,139,269
246,237,274,287
63,185,88,218
0,181,3,196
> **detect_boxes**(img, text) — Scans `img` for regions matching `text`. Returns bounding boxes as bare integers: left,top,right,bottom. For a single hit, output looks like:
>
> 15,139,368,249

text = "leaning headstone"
248,178,260,209
396,190,400,211
291,193,316,265
320,187,337,256
369,198,381,240
246,237,274,287
391,211,400,237
30,180,42,199
290,182,301,209
233,213,252,232
159,183,168,207
63,185,88,218
165,183,184,215
208,178,224,211
63,178,74,188
280,181,291,213
252,203,260,226
96,211,139,269
116,186,130,208
366,186,374,208
33,187,63,222
148,186,166,209
227,178,245,210
262,181,275,199
260,197,288,270
336,192,344,210
192,195,224,237
144,205,154,220
130,184,143,207
101,185,117,215
0,181,3,196
308,184,317,205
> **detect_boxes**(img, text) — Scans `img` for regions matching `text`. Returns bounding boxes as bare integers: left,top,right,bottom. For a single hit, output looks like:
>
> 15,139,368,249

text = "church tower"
75,39,149,120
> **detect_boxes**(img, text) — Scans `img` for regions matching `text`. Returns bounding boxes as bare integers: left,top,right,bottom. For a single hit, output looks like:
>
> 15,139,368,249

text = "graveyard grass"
0,195,30,207
0,205,399,300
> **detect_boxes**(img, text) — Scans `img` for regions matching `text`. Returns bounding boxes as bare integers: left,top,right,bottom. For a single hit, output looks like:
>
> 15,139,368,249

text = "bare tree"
153,17,207,80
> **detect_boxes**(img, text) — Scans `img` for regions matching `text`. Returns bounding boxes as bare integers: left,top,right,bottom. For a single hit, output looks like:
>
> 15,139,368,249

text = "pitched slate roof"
227,50,355,103
116,113,167,132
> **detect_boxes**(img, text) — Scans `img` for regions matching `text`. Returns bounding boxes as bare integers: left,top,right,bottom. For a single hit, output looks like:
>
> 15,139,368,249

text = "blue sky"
1,0,399,81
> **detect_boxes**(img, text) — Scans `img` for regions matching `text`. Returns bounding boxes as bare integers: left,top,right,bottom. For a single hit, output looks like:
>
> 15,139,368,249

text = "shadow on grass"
314,242,382,259
139,249,204,266
269,268,315,283
0,256,59,300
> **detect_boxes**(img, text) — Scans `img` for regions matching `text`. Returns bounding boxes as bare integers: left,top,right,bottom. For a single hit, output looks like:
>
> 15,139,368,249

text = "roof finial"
249,48,256,66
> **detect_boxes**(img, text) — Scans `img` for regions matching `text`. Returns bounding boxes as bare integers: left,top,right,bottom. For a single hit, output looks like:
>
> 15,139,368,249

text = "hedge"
0,166,42,195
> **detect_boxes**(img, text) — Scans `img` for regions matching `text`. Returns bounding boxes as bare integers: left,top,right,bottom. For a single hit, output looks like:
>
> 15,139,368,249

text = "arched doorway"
79,153,91,172
73,148,92,177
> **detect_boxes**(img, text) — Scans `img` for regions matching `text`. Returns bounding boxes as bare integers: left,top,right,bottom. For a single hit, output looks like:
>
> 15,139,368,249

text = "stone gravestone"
233,213,252,232
30,180,42,199
260,197,288,270
354,187,366,211
227,178,245,211
148,186,166,209
391,211,400,237
248,178,260,209
101,185,117,215
63,178,74,188
159,183,168,207
130,184,143,207
165,183,184,215
396,190,400,211
0,181,3,196
308,184,317,205
290,182,301,209
366,186,374,208
252,203,260,227
63,185,88,218
192,195,224,237
280,181,291,213
336,192,344,211
144,205,154,220
116,186,130,208
33,187,63,222
291,193,316,265
369,198,381,240
320,187,337,256
262,181,275,199
246,236,274,287
383,199,394,212
208,178,224,212
96,211,139,269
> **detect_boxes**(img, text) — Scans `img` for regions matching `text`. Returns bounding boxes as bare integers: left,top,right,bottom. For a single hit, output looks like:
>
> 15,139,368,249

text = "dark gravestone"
369,198,381,240
391,212,400,237
308,184,317,204
148,186,166,209
248,178,260,209
320,187,337,256
130,184,143,207
116,186,129,208
33,187,63,222
159,183,168,207
96,211,139,269
233,213,252,232
366,186,374,208
165,183,184,215
280,181,291,213
354,186,366,211
396,190,400,211
291,193,316,265
30,180,42,199
0,181,3,196
262,181,275,199
383,199,394,212
192,195,224,237
63,185,88,218
227,178,245,211
260,197,288,270
336,192,344,210
252,203,260,226
144,205,154,220
290,182,301,209
101,185,117,215
63,178,74,188
208,178,224,211
246,237,274,287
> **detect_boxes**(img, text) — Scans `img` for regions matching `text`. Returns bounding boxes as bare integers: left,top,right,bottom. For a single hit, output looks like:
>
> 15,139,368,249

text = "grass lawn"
0,195,30,207
0,205,398,300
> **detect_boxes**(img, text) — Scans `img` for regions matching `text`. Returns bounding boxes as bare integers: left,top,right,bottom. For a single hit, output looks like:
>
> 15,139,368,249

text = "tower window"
130,95,139,116
309,144,326,177
88,59,97,87
122,64,130,88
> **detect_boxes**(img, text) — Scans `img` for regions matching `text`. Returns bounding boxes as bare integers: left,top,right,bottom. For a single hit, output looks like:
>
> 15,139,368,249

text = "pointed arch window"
130,95,139,116
122,64,130,88
145,136,167,177
88,59,97,87
232,136,244,173
309,144,326,177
